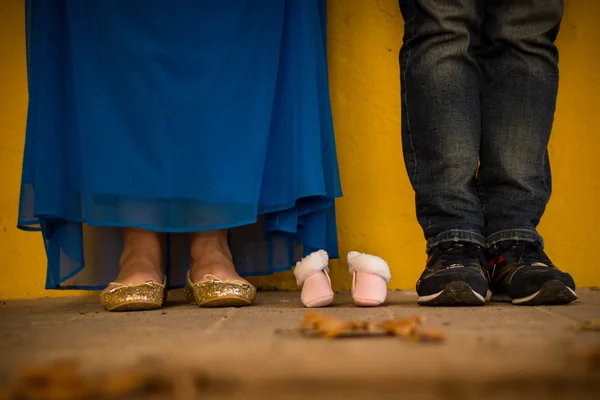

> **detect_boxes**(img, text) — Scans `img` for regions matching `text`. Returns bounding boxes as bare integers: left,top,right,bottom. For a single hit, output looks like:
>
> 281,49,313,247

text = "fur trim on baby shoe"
347,251,391,283
293,250,330,286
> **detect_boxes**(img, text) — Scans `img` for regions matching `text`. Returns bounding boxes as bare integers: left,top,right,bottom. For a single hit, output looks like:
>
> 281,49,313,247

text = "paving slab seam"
533,306,582,323
202,308,239,335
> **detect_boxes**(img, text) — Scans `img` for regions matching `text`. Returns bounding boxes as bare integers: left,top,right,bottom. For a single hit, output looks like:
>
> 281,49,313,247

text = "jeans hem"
485,229,544,248
426,230,485,253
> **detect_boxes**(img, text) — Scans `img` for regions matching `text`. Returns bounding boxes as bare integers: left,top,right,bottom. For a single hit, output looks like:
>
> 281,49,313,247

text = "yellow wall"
0,0,598,299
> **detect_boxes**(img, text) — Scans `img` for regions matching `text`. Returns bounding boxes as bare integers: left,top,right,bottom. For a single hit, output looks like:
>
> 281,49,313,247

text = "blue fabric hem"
17,224,41,232
18,192,342,234
58,264,85,285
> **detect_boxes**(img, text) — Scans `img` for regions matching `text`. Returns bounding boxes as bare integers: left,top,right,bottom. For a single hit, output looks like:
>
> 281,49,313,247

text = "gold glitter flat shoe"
100,276,167,312
185,272,256,307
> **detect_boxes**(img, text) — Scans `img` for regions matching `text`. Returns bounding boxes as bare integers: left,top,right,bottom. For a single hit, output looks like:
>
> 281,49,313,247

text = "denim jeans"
398,0,563,252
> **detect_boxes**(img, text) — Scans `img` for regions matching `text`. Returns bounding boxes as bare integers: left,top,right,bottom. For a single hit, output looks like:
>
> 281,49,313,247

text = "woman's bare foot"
189,229,251,285
102,228,164,293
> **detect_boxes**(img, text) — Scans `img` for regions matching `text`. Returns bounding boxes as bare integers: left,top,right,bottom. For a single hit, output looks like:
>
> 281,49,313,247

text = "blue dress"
19,0,342,290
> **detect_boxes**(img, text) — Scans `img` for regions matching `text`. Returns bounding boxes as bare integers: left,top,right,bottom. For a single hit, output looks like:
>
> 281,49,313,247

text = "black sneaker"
417,242,489,306
487,240,577,306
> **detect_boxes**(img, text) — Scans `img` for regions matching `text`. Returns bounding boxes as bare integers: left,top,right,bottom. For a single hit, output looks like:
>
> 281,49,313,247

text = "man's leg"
478,0,576,305
399,0,489,306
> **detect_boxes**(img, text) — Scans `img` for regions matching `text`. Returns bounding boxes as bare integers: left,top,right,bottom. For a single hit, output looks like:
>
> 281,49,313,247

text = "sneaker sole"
511,279,577,306
418,281,486,306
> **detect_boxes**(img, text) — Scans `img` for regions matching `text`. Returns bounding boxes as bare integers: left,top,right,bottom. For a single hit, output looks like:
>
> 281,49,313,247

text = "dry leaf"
2,361,220,400
300,312,375,338
102,371,151,397
14,360,96,400
315,318,352,338
300,312,371,338
298,312,445,343
19,360,80,383
299,311,326,330
572,320,600,332
300,312,344,337
415,328,447,343
377,316,425,337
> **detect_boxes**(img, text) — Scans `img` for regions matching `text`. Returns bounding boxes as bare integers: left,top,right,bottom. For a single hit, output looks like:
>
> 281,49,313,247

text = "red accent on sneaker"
488,255,505,269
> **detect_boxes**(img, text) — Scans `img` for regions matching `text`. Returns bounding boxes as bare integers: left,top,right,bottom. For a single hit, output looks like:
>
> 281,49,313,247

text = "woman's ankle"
110,228,164,287
189,229,248,283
